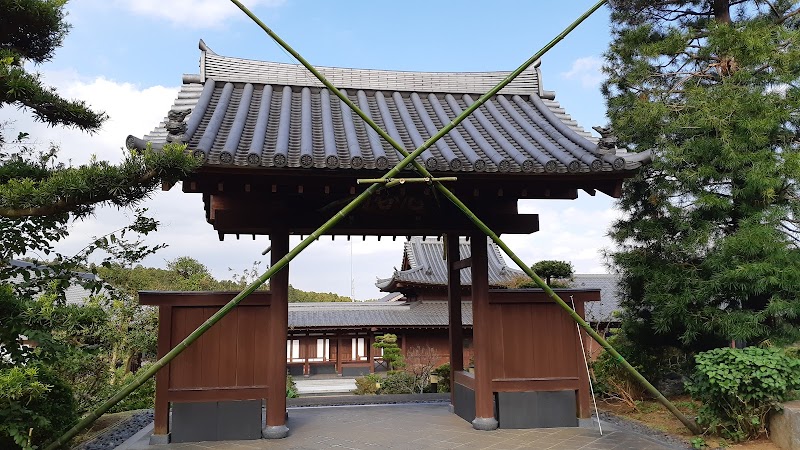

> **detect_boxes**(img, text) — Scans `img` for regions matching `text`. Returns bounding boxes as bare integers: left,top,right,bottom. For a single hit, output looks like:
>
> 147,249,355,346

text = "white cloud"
115,0,286,29
561,56,604,89
502,196,622,275
5,69,177,166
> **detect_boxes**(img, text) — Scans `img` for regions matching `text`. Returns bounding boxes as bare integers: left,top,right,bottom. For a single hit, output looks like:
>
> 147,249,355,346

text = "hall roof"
288,300,472,329
375,237,525,292
127,41,649,176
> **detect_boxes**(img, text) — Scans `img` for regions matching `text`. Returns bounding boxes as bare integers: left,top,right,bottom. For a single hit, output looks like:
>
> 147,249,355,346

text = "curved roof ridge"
201,47,543,96
128,42,650,175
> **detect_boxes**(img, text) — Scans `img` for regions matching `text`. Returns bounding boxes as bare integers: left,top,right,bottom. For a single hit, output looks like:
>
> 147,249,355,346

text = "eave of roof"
287,300,474,328
376,237,524,292
127,41,649,177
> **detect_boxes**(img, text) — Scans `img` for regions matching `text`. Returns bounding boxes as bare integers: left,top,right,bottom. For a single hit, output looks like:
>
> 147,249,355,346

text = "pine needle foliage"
603,1,800,353
0,0,199,220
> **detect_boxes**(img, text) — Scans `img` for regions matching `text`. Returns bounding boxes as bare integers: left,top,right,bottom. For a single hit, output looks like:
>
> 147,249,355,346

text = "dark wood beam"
452,257,473,271
210,209,539,236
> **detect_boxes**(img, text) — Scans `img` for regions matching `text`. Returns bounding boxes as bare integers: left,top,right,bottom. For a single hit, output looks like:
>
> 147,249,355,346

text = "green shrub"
379,371,416,395
432,363,451,393
373,334,404,370
286,375,299,398
0,365,77,450
687,347,800,442
353,373,382,395
92,366,155,414
591,333,656,405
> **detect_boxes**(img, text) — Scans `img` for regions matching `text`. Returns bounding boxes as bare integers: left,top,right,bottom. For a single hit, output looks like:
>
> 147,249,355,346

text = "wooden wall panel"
200,307,221,388
404,332,451,367
489,302,584,381
167,305,271,390
253,307,270,385
217,308,240,386
235,308,257,386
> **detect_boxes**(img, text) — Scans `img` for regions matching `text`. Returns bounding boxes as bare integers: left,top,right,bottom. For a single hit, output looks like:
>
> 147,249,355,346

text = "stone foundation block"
770,400,800,450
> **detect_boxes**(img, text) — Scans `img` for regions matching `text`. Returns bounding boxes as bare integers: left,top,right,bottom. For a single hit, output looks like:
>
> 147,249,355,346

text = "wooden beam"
210,210,539,236
452,257,472,271
447,232,464,408
265,231,289,435
153,305,172,436
470,231,497,429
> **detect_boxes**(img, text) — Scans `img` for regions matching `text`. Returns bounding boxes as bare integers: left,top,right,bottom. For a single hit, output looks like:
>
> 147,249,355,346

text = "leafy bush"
379,371,416,395
353,373,382,395
94,366,155,413
286,375,298,398
0,365,77,450
354,372,418,395
433,363,451,393
591,333,657,408
687,347,800,442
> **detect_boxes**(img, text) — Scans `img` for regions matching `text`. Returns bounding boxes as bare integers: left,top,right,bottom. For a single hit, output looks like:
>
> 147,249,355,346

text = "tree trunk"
713,0,731,23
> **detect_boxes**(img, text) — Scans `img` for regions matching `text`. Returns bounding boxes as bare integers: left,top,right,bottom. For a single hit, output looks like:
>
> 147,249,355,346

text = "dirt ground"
598,397,779,450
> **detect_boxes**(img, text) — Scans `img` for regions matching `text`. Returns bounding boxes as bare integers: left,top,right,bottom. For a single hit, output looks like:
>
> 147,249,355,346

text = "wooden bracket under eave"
598,181,624,198
162,180,176,191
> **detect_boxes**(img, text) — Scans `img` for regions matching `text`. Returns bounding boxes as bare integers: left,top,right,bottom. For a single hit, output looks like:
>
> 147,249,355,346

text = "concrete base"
262,425,290,439
472,417,499,431
149,433,170,445
770,400,800,450
496,390,578,429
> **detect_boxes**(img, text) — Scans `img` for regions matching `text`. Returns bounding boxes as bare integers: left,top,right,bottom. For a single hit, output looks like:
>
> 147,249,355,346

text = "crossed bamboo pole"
232,0,700,434
45,2,698,448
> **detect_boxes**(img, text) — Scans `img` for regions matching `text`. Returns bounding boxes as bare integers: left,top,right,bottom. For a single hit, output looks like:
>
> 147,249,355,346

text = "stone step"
294,378,357,395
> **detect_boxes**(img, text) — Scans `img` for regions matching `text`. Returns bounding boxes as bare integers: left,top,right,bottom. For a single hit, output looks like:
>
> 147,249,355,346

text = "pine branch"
1,60,107,131
0,144,199,219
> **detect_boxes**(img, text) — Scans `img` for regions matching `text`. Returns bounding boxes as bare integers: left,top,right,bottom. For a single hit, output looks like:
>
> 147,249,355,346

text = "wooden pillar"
336,335,342,375
304,339,310,377
368,334,375,373
471,233,498,430
153,305,172,439
573,299,591,418
263,232,289,439
446,233,463,408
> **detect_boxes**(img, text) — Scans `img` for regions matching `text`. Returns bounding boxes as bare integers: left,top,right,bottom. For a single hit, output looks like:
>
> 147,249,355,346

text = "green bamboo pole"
356,177,458,185
45,7,569,446
43,94,464,450
434,188,703,435
231,0,701,435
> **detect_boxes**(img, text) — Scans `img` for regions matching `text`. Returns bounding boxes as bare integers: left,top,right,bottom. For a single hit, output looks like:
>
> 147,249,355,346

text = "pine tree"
0,4,198,442
0,0,197,220
603,0,800,352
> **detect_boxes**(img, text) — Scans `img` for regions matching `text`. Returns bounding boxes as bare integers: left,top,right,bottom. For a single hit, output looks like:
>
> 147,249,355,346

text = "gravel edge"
598,410,693,449
73,410,154,450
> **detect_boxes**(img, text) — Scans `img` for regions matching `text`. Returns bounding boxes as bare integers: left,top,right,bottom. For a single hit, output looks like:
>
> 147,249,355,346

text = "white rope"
571,295,602,435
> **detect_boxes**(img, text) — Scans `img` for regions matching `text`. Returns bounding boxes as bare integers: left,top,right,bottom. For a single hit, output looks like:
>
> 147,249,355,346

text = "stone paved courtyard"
133,403,683,450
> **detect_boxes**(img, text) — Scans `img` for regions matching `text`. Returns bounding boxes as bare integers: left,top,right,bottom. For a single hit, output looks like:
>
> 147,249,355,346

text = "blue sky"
7,1,620,299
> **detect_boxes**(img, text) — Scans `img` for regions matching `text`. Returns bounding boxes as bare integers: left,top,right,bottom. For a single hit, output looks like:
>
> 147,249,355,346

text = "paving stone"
133,403,682,450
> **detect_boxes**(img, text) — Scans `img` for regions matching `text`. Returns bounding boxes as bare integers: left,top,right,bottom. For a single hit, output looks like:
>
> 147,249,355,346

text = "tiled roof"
375,237,524,291
288,300,472,329
5,260,102,305
127,41,650,175
572,274,622,323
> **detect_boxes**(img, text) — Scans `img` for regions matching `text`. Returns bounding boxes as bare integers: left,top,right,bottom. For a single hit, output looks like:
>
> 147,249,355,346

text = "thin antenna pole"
571,295,602,435
350,240,355,301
